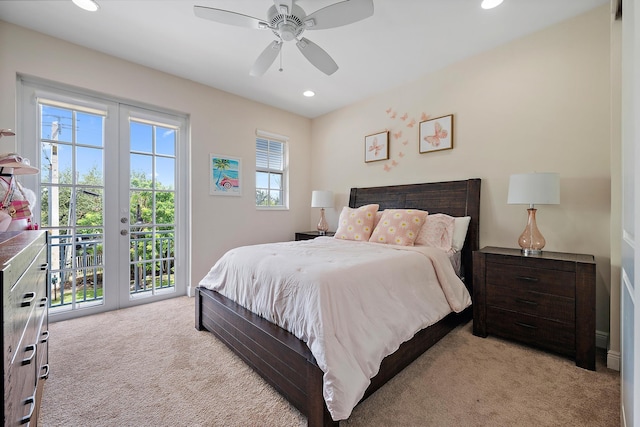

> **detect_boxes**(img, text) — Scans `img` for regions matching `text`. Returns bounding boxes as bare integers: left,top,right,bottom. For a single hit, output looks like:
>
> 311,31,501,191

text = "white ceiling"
0,0,608,118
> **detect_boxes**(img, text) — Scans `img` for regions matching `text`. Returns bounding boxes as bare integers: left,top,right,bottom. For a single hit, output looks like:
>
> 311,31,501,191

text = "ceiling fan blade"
272,0,293,15
194,6,268,29
296,38,338,75
250,41,282,76
305,0,374,30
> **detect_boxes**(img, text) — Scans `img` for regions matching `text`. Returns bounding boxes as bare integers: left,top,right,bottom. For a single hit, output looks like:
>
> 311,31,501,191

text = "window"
256,132,287,208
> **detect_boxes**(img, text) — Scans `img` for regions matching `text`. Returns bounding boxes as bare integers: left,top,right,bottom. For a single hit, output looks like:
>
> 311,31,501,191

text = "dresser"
2,231,49,426
473,246,595,370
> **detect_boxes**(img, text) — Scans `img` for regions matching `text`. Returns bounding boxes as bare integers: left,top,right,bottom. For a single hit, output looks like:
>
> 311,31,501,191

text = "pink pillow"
373,211,383,229
415,213,455,250
369,209,428,246
334,204,379,241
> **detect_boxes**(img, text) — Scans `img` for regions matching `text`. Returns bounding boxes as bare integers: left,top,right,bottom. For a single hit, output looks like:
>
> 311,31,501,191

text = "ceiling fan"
194,0,374,76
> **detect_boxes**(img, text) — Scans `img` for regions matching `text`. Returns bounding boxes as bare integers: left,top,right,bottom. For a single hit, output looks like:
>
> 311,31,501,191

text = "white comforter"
198,237,471,421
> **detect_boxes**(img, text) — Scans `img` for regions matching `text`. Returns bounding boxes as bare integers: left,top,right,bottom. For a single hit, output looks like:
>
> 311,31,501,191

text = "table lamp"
311,190,334,235
507,173,560,256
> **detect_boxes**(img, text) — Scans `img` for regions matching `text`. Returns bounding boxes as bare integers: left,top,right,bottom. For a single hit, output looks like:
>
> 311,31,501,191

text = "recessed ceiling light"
481,0,503,10
72,0,100,12
303,90,315,97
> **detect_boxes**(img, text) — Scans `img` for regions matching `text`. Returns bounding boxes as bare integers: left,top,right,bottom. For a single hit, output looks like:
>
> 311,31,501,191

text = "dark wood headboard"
348,179,481,290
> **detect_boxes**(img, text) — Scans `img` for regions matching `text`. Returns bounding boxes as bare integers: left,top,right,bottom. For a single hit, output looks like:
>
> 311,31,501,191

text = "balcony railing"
48,230,175,308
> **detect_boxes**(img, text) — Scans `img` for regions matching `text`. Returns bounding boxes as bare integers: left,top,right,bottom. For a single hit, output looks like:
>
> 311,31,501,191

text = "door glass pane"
155,157,175,190
40,102,106,311
77,146,104,185
76,112,104,147
131,153,153,189
130,121,153,153
155,127,175,156
129,119,176,299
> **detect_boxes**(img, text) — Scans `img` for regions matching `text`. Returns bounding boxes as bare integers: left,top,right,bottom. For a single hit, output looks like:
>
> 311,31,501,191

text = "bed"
195,179,481,426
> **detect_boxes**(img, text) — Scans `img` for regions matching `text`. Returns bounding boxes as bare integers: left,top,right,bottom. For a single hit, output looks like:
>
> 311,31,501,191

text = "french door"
18,78,189,321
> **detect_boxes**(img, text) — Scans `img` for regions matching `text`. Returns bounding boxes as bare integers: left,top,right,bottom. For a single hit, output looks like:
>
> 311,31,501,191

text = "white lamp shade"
508,173,560,205
311,190,334,208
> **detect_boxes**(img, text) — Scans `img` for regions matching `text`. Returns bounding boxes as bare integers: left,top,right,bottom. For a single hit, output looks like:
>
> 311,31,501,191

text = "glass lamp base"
317,208,329,235
517,208,546,256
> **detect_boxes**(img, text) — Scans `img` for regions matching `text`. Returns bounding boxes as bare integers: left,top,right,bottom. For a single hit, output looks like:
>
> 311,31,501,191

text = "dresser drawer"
486,262,575,298
6,334,38,427
486,283,575,324
487,307,575,357
5,243,47,364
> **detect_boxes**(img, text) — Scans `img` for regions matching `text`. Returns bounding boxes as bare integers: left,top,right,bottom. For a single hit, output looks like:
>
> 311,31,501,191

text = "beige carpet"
39,296,619,427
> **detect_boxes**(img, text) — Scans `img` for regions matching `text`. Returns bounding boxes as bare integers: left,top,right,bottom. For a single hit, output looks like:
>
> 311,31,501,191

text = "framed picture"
210,154,241,196
364,131,389,163
419,114,453,153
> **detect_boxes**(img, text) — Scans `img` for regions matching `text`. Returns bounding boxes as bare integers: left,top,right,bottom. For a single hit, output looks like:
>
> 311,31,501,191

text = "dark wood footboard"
196,286,334,426
196,286,470,426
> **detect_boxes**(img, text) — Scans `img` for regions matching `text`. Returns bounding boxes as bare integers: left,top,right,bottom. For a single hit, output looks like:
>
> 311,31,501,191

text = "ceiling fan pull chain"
279,48,283,72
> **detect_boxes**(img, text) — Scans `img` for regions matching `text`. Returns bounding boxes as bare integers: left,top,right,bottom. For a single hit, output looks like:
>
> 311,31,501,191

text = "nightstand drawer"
486,263,575,298
487,307,575,357
486,283,575,324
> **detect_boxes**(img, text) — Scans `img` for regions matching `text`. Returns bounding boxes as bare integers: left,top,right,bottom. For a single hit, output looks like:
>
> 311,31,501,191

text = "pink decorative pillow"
415,213,455,250
334,204,379,241
369,209,428,246
373,211,383,229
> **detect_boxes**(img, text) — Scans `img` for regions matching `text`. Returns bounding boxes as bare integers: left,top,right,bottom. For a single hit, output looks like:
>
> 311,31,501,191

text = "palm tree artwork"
213,158,231,188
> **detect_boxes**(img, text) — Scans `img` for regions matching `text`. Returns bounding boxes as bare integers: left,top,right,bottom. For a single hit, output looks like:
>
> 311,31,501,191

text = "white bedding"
198,237,471,421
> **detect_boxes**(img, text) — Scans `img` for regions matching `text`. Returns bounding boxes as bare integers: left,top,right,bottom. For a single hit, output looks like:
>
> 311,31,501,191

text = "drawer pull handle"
20,395,35,425
22,344,36,366
515,275,539,283
515,321,538,330
21,292,37,307
515,298,538,306
39,296,48,307
40,363,50,380
41,330,50,344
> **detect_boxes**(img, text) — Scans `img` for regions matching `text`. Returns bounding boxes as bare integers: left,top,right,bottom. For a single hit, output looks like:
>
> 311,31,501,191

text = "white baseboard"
188,285,197,297
607,350,621,371
596,330,609,349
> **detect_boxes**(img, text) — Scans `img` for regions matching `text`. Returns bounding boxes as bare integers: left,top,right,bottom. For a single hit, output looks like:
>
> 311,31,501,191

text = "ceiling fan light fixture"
481,0,504,9
72,0,100,12
195,0,373,76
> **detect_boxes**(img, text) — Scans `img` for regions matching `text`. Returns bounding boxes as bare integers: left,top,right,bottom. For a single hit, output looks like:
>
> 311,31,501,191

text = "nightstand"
473,246,596,370
295,231,335,241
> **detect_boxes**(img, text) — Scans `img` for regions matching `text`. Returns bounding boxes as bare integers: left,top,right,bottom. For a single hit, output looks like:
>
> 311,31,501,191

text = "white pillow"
452,216,471,252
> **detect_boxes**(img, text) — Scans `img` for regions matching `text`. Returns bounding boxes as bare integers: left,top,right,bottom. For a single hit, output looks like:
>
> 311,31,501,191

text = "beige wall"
311,6,614,337
0,21,313,288
0,5,618,342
